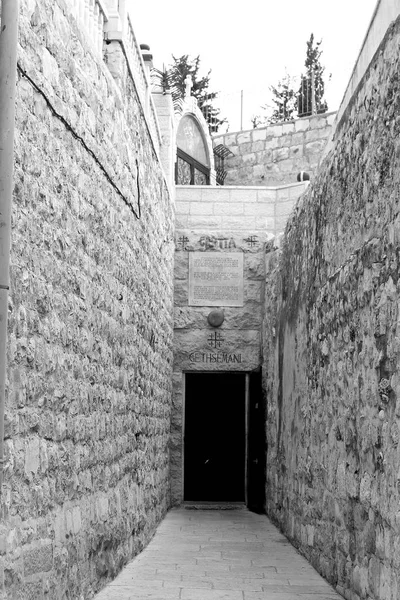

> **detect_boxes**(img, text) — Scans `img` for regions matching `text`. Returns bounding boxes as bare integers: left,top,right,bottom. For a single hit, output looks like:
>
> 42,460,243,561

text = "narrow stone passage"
94,507,343,600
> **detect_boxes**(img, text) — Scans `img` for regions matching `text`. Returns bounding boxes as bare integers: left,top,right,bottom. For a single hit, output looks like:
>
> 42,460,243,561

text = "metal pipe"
0,0,20,490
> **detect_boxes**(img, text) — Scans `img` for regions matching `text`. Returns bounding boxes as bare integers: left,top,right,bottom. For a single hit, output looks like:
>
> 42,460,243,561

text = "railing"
66,0,162,156
122,14,162,154
71,0,109,55
124,14,147,107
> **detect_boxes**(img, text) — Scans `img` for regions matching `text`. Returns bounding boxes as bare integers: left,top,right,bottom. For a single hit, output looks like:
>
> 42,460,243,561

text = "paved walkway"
94,507,343,600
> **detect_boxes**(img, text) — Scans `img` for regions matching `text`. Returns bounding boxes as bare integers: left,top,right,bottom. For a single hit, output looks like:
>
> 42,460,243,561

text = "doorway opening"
184,373,245,502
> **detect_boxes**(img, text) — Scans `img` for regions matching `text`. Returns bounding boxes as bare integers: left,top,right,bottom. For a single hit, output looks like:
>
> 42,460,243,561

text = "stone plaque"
188,252,243,307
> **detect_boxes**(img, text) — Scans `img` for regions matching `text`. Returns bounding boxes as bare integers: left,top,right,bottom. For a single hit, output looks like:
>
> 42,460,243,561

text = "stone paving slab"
93,507,344,600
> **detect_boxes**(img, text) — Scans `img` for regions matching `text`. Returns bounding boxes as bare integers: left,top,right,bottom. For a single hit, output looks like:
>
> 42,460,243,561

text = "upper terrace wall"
213,112,335,187
175,183,307,238
3,1,174,598
263,11,400,600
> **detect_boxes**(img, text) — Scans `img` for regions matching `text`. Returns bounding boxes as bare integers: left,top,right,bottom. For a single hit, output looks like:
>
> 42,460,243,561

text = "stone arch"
175,96,216,185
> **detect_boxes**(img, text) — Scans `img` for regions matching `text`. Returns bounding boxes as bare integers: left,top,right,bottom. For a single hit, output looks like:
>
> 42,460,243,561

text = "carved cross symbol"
244,235,258,247
177,236,189,250
208,332,224,348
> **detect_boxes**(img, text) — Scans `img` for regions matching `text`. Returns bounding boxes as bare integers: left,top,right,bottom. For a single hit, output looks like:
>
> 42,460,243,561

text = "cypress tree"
298,34,328,117
268,73,297,123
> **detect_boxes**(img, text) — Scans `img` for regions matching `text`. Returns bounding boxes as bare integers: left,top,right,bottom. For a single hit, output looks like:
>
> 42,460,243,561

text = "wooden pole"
0,0,20,490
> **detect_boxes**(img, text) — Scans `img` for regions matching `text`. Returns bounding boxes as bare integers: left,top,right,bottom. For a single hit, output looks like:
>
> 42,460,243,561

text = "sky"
129,0,378,132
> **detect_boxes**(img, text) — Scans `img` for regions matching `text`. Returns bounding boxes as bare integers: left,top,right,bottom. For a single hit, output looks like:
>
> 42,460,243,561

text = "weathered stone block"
176,187,201,201
19,581,44,600
24,437,40,478
175,214,189,228
174,254,189,280
237,131,252,145
251,141,265,153
295,118,310,132
23,542,53,576
189,203,214,216
174,280,189,305
175,202,190,215
282,122,295,134
252,128,267,142
229,188,258,203
290,144,304,158
244,203,275,217
272,147,290,162
221,216,256,230
245,280,263,302
244,253,265,280
275,200,295,218
242,152,257,165
187,215,222,228
213,202,244,216
257,188,277,202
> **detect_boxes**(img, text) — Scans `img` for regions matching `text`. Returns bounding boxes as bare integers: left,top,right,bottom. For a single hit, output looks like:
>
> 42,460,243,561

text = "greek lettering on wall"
199,235,236,250
188,252,244,307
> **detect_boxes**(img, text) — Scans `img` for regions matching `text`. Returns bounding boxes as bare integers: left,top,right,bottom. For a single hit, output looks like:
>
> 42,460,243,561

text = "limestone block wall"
175,183,308,238
213,112,335,187
171,182,306,505
2,1,174,599
172,185,268,504
263,14,400,600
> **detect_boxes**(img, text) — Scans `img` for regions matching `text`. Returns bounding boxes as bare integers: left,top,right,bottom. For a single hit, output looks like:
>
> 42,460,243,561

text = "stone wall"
1,1,174,599
171,182,308,505
171,184,276,505
213,112,335,187
263,14,400,600
175,183,308,238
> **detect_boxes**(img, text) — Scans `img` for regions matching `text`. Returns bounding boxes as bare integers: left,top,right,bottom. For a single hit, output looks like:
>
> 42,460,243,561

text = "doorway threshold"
183,501,246,510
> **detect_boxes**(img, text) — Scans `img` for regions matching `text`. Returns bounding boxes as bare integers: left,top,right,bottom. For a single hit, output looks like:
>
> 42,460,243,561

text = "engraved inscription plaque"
189,252,244,307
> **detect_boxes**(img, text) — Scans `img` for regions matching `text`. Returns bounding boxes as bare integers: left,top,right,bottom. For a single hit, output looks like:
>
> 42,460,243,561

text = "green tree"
251,72,297,127
268,73,297,123
298,33,328,117
165,55,226,134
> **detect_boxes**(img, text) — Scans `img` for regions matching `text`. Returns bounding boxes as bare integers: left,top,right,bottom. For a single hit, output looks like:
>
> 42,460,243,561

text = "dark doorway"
184,373,245,502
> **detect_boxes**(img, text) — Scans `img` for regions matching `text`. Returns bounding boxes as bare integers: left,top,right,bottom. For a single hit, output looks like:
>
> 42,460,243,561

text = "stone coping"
324,0,400,155
176,182,308,191
212,111,337,138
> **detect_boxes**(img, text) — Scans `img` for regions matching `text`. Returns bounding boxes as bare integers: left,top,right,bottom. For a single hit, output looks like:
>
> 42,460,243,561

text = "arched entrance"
175,114,210,185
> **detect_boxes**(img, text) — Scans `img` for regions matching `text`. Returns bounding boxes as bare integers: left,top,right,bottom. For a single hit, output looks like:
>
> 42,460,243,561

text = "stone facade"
263,14,400,600
172,191,265,505
171,182,308,505
213,112,336,187
2,1,174,598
